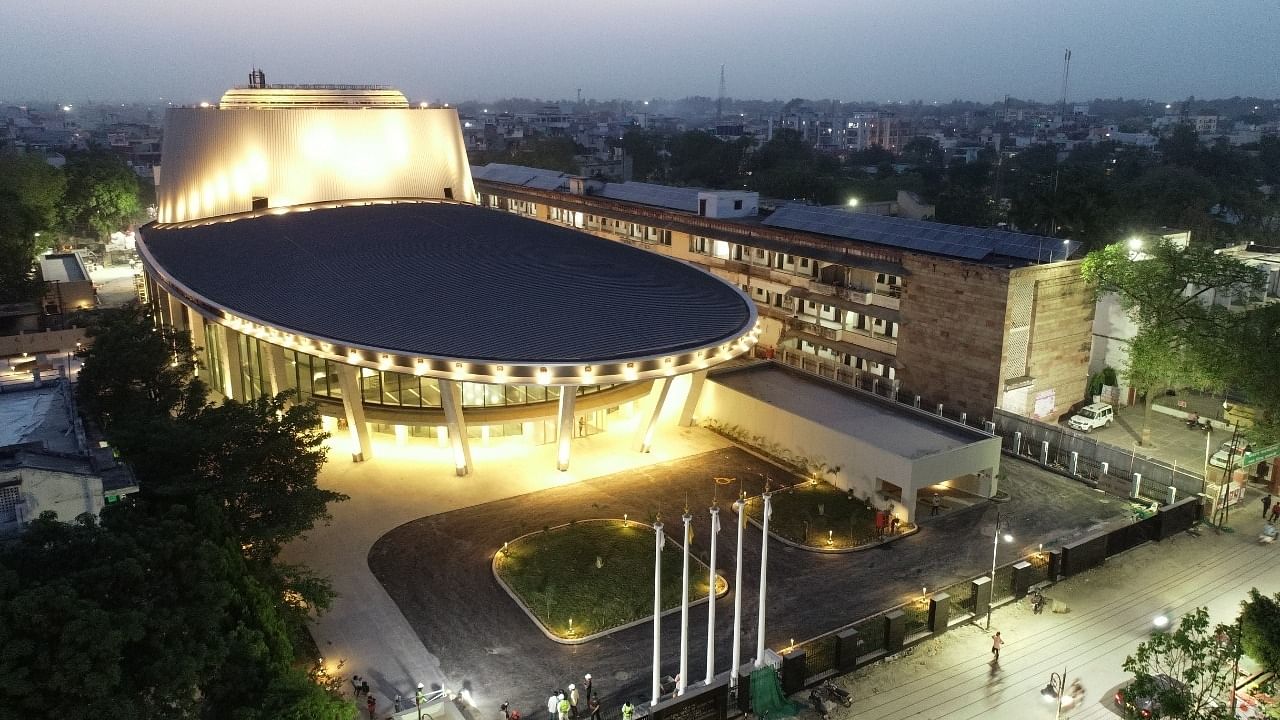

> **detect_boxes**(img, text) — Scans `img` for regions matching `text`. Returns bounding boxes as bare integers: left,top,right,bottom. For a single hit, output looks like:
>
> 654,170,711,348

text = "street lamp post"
1041,669,1067,720
986,511,1014,630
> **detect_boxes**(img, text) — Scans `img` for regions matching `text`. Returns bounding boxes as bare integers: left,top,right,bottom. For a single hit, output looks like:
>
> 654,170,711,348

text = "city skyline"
5,0,1279,104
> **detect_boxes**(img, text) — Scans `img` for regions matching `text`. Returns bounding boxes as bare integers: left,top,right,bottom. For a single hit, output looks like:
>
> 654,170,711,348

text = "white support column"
394,424,409,446
186,307,207,378
635,378,673,453
335,364,373,463
651,520,665,707
556,387,576,472
678,370,708,427
754,492,772,667
217,324,244,400
439,380,473,476
166,292,187,332
265,342,289,400
704,505,721,685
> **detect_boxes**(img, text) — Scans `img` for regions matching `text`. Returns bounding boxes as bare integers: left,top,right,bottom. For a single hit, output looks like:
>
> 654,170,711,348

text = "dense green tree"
668,131,748,188
1240,589,1280,672
0,192,42,304
61,150,143,238
1213,304,1280,446
900,136,943,168
139,393,344,562
1082,238,1263,445
618,129,665,181
0,152,67,233
1122,607,1237,720
75,303,201,445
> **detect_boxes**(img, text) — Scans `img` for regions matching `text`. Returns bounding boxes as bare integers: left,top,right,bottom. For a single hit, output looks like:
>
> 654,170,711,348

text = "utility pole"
1050,49,1071,237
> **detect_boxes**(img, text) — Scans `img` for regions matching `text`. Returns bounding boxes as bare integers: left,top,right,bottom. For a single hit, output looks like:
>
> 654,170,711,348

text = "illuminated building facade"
139,81,760,474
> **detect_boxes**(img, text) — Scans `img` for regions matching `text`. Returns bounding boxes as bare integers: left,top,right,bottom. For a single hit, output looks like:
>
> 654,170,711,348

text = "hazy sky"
4,0,1278,104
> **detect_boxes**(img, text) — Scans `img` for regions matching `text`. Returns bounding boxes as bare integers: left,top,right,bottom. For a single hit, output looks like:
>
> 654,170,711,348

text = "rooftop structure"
140,80,761,475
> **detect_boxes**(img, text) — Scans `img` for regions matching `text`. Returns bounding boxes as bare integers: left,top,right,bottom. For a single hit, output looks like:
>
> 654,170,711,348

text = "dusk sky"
4,0,1278,104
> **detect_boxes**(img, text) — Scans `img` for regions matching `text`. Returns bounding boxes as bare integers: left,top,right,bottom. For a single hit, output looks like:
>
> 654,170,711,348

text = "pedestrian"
416,683,427,708
558,692,570,720
589,694,602,720
360,679,370,699
352,674,362,697
930,493,943,516
874,510,886,539
569,683,580,718
1270,503,1279,523
583,674,592,704
547,691,559,720
395,694,403,712
890,515,901,535
367,693,377,719
991,631,1004,661
621,701,635,720
1264,494,1273,519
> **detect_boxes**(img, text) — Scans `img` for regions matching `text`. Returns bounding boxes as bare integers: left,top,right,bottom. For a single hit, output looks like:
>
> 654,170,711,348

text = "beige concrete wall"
0,468,103,528
0,328,88,358
896,254,1010,417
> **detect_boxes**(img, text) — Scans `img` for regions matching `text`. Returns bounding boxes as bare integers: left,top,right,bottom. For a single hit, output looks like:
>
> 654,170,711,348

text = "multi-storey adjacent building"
472,164,1096,422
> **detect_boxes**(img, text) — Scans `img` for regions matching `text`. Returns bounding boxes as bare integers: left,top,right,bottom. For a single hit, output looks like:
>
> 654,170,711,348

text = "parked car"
1067,402,1114,432
1114,674,1182,718
1209,440,1251,469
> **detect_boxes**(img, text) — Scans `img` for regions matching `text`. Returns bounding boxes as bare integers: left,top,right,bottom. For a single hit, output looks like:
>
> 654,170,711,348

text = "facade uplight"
536,367,551,385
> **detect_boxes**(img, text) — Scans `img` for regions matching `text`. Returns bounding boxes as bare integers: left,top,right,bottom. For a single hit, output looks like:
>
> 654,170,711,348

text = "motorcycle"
1186,416,1211,431
1261,522,1277,544
808,690,830,720
1031,589,1047,615
820,680,852,707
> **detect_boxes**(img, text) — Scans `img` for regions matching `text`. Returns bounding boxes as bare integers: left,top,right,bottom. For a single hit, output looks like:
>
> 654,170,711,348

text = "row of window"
796,339,896,379
230,333,618,410
584,214,672,246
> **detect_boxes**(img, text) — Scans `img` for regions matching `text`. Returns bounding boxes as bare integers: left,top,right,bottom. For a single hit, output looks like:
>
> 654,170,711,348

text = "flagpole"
677,512,692,696
729,495,745,689
652,518,664,707
755,491,772,667
705,504,720,685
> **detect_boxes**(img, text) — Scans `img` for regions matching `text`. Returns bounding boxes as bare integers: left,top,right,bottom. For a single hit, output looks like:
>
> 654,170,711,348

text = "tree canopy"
1240,589,1280,673
1122,607,1238,720
0,302,355,719
61,149,143,238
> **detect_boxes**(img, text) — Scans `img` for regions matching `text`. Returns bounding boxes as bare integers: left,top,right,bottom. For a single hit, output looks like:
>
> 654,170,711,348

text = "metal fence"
992,408,1205,503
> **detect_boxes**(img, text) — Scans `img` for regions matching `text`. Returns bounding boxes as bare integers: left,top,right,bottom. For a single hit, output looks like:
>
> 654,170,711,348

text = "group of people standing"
545,674,620,720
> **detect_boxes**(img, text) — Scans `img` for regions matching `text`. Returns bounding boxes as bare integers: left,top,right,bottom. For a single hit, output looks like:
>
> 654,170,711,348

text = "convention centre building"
137,76,761,475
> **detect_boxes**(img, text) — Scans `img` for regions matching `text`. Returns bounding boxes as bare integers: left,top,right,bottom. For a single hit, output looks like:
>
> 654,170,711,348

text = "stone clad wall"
1008,261,1095,421
896,254,1010,417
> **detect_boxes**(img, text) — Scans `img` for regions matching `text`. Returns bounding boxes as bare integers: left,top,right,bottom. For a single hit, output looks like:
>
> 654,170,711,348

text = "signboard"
1241,444,1280,467
1032,389,1056,419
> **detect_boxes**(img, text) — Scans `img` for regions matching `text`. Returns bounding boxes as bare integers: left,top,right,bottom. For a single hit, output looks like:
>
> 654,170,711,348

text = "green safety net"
748,667,802,720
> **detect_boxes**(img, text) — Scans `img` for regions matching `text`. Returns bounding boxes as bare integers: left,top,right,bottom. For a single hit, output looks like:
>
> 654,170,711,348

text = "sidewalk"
820,522,1276,720
279,423,733,716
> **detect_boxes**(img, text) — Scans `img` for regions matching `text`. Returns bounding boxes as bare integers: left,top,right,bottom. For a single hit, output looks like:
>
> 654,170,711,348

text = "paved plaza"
361,442,1131,717
1078,401,1229,477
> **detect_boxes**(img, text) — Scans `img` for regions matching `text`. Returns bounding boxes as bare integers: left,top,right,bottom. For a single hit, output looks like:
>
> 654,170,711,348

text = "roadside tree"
1122,607,1237,720
1240,589,1280,673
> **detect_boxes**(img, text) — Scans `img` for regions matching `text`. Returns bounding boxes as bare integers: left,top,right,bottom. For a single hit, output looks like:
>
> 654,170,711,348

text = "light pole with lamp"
1041,669,1068,720
986,511,1014,630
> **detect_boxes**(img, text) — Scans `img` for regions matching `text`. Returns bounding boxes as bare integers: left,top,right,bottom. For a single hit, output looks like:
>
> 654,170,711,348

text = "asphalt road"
368,449,1132,717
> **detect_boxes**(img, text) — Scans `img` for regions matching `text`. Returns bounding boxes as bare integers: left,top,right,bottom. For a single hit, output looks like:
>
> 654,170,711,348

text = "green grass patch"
744,481,901,548
495,520,715,639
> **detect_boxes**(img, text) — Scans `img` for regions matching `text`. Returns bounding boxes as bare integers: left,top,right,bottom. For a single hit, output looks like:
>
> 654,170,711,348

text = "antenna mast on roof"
249,67,266,89
1058,49,1071,122
717,64,726,120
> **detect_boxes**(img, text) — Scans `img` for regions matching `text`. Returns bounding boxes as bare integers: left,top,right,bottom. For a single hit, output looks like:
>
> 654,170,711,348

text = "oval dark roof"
141,203,754,363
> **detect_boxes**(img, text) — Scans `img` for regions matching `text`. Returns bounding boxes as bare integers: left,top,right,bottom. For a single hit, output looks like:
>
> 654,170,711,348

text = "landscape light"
1128,237,1143,252
847,198,859,207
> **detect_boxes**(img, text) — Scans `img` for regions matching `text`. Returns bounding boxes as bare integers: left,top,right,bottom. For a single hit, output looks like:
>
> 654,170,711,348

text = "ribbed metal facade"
157,107,475,223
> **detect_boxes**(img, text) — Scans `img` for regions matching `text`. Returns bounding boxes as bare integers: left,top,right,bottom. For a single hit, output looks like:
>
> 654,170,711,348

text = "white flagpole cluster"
652,519,664,706
704,504,720,685
677,512,692,696
730,494,746,688
755,491,772,667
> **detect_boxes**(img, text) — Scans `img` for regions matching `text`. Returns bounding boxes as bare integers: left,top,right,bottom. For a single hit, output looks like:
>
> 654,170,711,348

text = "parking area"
1071,402,1224,476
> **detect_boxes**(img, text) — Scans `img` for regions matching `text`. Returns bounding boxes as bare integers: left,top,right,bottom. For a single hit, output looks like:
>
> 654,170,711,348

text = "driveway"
367,450,1131,717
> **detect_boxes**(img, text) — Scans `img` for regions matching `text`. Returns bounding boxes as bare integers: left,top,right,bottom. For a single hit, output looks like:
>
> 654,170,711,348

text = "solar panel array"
470,163,570,191
763,204,1080,263
595,182,702,213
